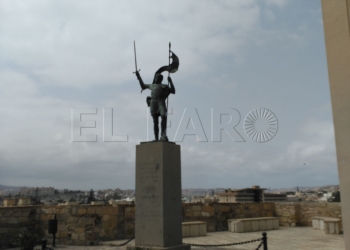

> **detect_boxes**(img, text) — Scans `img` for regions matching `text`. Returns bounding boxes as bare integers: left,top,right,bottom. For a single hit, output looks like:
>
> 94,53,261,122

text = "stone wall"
0,206,41,248
182,203,275,232
0,202,343,247
38,204,135,246
275,202,342,232
0,203,275,247
274,203,300,227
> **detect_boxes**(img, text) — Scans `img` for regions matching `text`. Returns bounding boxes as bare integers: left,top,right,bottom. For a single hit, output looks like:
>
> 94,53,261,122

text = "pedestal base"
135,141,188,249
127,244,191,250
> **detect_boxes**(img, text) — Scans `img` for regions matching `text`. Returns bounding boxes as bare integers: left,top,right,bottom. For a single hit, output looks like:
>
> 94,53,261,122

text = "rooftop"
18,227,344,250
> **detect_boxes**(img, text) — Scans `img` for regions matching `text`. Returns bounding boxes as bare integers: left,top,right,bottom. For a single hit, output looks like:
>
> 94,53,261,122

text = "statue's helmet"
153,73,163,84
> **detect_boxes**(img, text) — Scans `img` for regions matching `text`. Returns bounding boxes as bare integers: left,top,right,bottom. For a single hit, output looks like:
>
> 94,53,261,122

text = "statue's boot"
160,116,168,141
160,131,168,141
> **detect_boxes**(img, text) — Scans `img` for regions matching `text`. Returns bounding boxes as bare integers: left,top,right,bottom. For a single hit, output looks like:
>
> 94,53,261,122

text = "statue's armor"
146,84,170,116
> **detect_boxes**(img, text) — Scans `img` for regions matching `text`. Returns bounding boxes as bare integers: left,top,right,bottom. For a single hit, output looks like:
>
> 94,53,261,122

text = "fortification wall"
0,206,41,248
0,202,343,247
38,204,134,246
275,202,342,231
182,203,275,232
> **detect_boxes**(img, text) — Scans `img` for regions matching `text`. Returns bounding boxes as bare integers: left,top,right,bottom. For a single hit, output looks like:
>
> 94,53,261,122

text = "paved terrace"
24,227,344,250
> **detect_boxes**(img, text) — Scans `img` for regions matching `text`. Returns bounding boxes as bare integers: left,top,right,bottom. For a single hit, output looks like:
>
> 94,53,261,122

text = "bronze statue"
134,42,179,141
136,72,175,141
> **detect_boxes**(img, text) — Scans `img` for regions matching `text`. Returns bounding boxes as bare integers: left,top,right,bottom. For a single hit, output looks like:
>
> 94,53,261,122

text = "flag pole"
165,42,171,136
167,42,171,109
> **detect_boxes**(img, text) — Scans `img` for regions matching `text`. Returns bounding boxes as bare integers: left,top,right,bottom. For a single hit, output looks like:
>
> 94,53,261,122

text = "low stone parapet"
312,216,340,234
3,198,17,207
18,198,31,206
65,201,79,205
182,221,207,237
91,201,105,205
228,217,279,233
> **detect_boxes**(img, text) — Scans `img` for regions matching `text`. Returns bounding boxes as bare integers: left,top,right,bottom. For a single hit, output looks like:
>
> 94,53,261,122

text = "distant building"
264,192,288,202
286,195,300,202
190,196,219,203
20,187,54,197
319,192,333,202
216,186,287,203
182,197,191,203
216,186,265,203
0,189,19,197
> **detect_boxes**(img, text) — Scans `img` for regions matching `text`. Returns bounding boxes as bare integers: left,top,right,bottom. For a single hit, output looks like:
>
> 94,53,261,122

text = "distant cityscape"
0,184,340,206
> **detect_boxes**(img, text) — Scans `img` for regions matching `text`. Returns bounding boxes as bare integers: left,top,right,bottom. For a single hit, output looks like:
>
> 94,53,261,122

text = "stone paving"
29,227,344,250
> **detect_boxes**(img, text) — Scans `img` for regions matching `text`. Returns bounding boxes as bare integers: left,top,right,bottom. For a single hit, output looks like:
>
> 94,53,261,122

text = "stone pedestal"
128,141,190,250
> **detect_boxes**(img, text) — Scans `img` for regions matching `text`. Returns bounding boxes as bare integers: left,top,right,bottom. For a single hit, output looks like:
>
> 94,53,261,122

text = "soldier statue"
136,72,175,141
133,42,179,142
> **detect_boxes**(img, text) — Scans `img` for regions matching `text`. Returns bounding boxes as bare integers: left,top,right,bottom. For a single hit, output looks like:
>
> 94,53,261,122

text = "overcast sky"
0,0,338,190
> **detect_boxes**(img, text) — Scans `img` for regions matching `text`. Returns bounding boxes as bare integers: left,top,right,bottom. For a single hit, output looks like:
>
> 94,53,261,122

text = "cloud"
179,116,337,189
286,119,336,163
264,0,287,8
0,0,336,190
254,119,337,184
0,0,263,89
